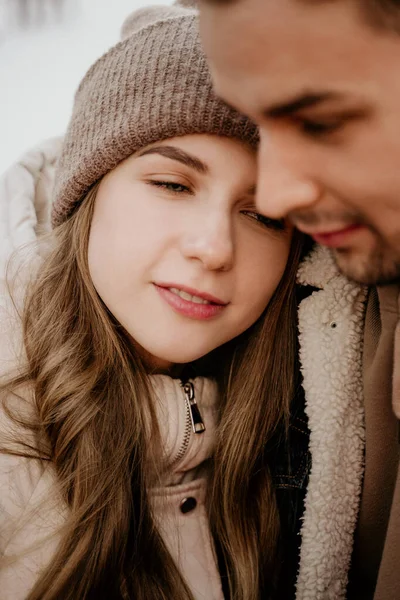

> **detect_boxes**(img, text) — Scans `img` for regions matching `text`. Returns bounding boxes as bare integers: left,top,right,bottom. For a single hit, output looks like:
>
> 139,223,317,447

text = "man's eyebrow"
265,92,344,119
138,146,209,174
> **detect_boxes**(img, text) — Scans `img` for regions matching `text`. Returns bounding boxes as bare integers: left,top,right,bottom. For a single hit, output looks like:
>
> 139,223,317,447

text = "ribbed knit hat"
51,3,258,227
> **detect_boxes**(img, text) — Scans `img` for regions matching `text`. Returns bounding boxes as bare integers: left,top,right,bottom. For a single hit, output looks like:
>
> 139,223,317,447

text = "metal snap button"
180,497,197,514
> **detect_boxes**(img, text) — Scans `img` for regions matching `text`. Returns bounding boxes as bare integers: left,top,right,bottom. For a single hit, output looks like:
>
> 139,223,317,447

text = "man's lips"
296,224,366,248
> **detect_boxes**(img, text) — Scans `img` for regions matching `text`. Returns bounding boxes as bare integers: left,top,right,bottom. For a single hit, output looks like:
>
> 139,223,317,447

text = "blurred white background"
0,0,173,172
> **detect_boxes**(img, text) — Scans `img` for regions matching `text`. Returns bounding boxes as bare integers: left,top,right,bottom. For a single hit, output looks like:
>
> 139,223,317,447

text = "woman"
0,4,302,600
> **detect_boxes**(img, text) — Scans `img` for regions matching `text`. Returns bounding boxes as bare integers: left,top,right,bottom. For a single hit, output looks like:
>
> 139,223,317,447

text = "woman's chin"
138,346,213,371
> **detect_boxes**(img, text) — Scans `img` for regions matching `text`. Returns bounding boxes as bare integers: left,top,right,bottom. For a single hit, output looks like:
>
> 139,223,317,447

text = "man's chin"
333,247,400,286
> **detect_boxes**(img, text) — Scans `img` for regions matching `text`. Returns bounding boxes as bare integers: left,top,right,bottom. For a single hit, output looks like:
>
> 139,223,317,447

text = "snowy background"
0,0,173,173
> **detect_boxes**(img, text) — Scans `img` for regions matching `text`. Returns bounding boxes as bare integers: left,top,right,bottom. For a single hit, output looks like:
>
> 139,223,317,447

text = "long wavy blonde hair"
1,182,303,600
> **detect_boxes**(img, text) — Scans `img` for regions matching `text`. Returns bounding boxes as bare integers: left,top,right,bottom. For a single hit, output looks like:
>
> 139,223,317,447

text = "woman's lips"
310,224,366,248
154,284,227,320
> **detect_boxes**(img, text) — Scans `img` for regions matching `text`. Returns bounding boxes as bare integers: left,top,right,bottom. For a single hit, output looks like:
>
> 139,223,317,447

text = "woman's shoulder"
0,137,62,295
0,138,61,237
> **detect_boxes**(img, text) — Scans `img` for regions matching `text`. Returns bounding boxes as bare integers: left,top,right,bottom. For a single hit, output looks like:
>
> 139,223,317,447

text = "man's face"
199,0,400,284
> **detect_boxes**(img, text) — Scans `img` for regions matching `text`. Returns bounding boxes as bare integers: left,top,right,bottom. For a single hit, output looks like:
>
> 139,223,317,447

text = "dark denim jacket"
216,383,311,600
267,285,316,599
270,383,311,599
220,284,315,600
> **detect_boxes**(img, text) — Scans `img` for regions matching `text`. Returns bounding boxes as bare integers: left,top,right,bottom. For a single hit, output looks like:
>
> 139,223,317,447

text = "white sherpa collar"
296,244,368,599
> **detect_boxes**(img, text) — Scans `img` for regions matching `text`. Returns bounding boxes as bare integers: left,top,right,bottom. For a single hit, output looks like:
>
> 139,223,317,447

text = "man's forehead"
202,0,391,117
201,0,363,78
200,0,377,68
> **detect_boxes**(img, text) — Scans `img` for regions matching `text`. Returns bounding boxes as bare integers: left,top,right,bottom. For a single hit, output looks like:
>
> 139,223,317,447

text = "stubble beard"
289,207,400,285
333,234,400,286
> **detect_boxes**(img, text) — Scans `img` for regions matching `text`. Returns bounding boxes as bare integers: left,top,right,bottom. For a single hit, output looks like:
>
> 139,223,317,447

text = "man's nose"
256,132,322,219
181,213,234,272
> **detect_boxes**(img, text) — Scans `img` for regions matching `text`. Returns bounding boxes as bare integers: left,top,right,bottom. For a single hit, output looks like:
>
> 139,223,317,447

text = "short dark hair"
359,0,400,31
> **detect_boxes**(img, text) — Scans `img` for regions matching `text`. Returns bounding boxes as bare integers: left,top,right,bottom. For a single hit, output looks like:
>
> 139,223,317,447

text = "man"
198,1,400,598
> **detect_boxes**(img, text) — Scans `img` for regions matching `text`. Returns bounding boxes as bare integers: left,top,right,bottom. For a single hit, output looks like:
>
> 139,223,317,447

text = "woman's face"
88,134,293,371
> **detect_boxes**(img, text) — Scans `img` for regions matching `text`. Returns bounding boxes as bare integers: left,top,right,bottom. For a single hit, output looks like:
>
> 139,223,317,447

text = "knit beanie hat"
51,3,258,227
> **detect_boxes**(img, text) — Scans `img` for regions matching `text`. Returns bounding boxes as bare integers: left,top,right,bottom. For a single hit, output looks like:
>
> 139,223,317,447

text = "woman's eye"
148,180,191,193
299,118,343,138
241,210,286,231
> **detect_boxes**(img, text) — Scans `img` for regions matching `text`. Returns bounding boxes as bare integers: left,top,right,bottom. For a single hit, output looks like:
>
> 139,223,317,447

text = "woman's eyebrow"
138,145,209,174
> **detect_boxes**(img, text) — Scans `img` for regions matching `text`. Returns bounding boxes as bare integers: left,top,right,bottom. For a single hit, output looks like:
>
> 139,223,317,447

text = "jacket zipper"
171,381,206,467
183,381,206,434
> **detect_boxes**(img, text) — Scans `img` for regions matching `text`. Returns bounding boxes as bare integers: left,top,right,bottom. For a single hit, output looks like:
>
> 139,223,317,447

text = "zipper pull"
182,381,206,434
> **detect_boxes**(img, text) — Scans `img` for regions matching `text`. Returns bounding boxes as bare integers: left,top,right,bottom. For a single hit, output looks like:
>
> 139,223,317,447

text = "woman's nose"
181,213,234,272
256,132,322,219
